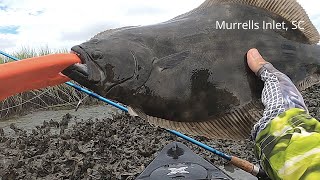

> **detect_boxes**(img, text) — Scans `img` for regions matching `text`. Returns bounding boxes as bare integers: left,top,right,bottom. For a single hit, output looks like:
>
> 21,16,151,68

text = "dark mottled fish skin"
64,3,320,139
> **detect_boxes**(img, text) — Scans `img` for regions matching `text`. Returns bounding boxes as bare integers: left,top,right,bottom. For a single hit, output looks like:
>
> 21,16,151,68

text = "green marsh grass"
0,47,99,119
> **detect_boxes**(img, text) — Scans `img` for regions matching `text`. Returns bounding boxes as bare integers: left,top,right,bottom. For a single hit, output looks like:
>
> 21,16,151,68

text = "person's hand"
246,48,268,75
247,48,308,113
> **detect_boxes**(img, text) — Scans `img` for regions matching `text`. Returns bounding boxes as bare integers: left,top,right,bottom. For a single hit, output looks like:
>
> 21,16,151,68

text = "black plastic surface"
136,142,233,180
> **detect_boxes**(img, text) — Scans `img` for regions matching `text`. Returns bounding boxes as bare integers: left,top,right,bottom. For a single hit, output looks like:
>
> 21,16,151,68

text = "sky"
0,0,319,53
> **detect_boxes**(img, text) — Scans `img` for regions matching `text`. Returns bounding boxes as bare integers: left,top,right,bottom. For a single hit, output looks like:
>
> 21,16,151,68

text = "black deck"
136,142,233,180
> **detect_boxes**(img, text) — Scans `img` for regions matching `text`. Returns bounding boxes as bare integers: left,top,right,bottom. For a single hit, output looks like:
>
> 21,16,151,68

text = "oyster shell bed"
0,85,319,179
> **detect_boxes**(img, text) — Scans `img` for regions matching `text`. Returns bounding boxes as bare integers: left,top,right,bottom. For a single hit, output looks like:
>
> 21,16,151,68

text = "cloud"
0,34,17,50
59,21,119,41
125,6,165,16
0,25,19,34
0,0,319,53
28,10,44,16
0,5,8,11
0,0,203,53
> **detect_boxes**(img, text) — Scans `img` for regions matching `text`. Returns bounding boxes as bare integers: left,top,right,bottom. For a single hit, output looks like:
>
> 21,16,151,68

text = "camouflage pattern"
255,108,320,180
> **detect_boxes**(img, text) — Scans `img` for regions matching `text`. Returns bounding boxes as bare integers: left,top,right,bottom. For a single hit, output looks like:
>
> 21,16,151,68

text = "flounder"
63,0,320,140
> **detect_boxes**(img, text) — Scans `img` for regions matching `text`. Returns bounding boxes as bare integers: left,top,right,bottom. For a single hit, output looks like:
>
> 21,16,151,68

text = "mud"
0,85,319,180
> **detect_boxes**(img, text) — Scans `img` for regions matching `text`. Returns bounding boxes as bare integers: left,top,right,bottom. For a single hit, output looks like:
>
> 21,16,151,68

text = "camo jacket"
255,108,320,180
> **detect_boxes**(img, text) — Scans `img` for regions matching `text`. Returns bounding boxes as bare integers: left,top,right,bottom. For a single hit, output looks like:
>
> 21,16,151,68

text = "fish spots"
105,64,115,82
281,44,297,58
190,69,240,118
281,44,296,51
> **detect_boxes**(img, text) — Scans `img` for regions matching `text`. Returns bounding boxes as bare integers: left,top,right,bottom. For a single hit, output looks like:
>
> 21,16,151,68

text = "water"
0,105,257,179
0,105,121,136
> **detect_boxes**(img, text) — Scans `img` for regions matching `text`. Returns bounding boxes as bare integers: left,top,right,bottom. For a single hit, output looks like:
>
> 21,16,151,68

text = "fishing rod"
0,51,19,61
0,50,267,178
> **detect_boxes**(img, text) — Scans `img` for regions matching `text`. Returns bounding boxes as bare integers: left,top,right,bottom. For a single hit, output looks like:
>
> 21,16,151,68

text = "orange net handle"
0,53,81,101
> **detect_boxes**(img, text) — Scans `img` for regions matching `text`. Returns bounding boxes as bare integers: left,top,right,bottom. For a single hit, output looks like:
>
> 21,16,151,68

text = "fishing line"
0,89,51,113
0,89,50,118
0,50,267,178
0,85,80,114
43,86,82,107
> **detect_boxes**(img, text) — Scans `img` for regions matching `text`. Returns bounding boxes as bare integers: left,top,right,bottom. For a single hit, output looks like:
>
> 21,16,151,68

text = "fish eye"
91,50,103,59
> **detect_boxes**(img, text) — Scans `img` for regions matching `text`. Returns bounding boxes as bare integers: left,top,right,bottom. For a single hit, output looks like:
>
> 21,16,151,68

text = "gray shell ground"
65,0,320,140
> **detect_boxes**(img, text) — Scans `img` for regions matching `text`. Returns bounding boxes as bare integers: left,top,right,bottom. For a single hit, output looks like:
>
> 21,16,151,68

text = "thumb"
247,48,267,74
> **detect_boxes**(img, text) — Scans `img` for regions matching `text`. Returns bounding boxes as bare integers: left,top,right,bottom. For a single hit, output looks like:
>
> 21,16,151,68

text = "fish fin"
153,51,190,71
130,102,263,140
180,0,319,44
297,73,320,91
128,106,144,117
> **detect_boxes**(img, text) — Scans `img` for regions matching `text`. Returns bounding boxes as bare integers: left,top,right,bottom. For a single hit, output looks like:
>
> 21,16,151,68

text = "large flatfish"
63,0,320,139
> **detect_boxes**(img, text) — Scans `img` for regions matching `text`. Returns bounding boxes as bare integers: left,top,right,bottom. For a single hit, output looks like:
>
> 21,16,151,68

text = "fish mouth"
70,45,109,90
71,45,107,84
71,45,91,65
70,45,137,95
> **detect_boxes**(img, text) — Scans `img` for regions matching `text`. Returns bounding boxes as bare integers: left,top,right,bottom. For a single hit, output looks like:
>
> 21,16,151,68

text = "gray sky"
0,0,319,53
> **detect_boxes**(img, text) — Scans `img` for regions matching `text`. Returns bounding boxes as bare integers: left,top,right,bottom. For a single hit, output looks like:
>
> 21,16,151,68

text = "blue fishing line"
0,50,232,161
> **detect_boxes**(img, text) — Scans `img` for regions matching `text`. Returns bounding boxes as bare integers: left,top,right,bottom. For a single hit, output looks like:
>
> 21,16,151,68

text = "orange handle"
0,53,81,101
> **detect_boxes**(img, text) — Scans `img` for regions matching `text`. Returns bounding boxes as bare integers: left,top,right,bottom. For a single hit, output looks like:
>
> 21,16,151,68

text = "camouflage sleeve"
255,108,320,180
